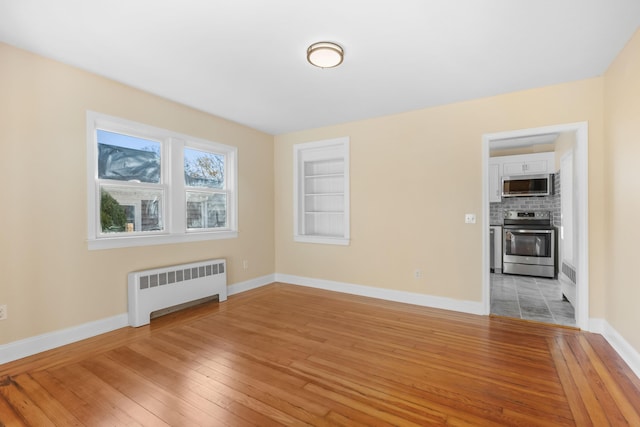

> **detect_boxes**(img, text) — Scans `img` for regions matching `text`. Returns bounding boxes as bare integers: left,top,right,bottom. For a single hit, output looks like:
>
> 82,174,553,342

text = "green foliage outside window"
100,190,126,232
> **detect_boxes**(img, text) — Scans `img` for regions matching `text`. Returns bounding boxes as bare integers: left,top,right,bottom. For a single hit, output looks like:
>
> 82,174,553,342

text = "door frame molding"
482,122,590,330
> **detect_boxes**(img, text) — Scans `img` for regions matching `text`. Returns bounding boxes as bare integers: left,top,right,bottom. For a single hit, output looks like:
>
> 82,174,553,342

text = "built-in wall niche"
293,137,350,245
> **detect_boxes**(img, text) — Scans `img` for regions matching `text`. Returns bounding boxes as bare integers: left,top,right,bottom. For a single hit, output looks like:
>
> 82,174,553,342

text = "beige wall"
275,78,606,313
603,29,640,352
6,31,639,358
554,131,577,171
0,43,275,344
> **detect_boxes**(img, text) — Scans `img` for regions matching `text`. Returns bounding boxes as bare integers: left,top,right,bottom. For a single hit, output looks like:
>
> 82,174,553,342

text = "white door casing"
482,122,589,330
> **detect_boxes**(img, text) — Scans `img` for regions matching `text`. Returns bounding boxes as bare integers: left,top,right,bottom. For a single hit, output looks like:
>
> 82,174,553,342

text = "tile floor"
490,273,576,327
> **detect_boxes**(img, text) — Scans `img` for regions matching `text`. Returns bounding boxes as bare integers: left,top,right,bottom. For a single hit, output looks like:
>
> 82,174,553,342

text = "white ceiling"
1,1,639,135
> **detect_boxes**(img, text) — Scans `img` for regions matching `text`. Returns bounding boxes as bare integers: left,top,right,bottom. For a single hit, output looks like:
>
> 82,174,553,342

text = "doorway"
482,122,589,329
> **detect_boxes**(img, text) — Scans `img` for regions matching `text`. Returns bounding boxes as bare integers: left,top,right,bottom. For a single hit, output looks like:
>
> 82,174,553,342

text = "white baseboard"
596,319,640,379
3,274,638,383
588,317,607,334
227,274,275,296
0,313,129,365
275,273,485,315
0,274,275,366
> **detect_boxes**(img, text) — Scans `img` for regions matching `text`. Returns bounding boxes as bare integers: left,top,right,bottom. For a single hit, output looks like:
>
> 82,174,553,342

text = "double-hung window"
87,112,237,250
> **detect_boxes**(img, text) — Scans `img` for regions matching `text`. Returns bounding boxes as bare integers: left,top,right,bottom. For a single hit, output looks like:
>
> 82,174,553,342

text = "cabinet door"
502,161,525,176
489,163,501,202
523,159,548,174
503,158,550,175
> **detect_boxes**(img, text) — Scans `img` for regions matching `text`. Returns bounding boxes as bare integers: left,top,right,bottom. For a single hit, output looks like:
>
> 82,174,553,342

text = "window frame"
86,111,238,250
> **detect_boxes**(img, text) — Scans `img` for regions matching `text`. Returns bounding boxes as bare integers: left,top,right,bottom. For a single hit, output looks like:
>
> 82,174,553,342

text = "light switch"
465,213,476,224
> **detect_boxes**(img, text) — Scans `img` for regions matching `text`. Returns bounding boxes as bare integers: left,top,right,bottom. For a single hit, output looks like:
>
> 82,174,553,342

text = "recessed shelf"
294,137,350,245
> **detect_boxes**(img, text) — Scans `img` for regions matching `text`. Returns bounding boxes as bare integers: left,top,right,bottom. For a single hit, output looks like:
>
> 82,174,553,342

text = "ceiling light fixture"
307,41,344,68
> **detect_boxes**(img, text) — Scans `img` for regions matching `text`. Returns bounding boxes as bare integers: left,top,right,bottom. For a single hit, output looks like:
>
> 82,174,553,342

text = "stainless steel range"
503,211,556,278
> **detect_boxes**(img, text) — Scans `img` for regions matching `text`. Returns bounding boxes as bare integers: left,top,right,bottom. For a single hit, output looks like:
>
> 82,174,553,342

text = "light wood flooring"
1,283,640,426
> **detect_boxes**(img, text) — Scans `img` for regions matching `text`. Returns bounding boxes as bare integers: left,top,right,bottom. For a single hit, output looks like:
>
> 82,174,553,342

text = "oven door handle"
505,229,553,234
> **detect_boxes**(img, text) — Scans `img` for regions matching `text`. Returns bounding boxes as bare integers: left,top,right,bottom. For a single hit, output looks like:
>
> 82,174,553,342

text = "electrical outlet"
465,213,476,224
242,260,249,270
414,269,423,279
0,304,7,320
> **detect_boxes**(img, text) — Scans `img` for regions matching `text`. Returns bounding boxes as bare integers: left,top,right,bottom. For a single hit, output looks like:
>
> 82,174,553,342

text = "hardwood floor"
1,283,640,426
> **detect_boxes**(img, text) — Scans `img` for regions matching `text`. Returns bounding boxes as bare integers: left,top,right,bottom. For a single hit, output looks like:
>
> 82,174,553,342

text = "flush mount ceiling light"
307,41,344,68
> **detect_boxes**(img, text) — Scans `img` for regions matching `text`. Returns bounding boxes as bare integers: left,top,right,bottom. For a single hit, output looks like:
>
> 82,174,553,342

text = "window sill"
294,235,350,246
88,230,238,250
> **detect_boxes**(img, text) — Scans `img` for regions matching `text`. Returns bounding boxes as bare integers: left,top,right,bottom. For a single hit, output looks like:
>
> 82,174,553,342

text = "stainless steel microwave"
502,174,553,197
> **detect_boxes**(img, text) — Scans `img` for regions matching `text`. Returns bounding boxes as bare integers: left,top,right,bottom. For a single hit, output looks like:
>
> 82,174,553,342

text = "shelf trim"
304,173,344,179
304,211,344,215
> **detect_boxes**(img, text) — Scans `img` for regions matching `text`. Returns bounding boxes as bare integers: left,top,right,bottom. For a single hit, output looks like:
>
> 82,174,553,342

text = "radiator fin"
137,261,224,291
562,262,577,284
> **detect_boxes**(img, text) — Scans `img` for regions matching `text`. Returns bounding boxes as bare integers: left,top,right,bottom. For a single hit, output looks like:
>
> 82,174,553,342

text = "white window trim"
293,137,350,245
86,111,238,250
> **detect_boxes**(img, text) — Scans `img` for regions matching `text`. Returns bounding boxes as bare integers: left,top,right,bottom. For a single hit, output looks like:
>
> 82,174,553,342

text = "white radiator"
128,259,227,327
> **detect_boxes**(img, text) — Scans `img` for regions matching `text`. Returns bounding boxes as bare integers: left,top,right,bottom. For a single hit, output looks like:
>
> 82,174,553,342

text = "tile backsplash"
490,171,561,226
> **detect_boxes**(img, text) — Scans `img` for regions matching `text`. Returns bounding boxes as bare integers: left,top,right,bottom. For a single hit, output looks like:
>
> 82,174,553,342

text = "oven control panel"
504,210,550,220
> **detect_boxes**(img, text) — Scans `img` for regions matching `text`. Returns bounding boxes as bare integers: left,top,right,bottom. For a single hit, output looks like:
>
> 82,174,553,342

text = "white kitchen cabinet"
489,161,501,203
501,152,554,176
489,152,555,202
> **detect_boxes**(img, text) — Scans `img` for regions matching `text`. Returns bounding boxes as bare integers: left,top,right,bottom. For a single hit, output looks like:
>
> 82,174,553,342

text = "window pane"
184,148,224,189
97,129,161,183
100,186,164,233
186,192,227,229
